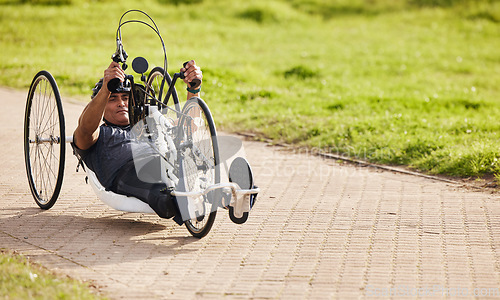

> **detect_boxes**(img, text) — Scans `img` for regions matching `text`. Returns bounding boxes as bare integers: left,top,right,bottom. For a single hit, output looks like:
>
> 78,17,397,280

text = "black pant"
110,159,182,225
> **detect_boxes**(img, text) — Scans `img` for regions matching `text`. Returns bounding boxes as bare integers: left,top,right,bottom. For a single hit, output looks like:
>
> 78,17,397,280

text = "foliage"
0,0,499,179
0,249,104,299
157,0,202,5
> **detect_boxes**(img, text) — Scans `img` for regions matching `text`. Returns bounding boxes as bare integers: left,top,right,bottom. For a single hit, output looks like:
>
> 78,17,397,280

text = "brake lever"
111,38,129,64
108,39,129,92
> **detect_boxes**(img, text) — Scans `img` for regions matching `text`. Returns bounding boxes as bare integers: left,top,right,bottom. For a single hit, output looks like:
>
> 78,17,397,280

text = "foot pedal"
228,157,256,224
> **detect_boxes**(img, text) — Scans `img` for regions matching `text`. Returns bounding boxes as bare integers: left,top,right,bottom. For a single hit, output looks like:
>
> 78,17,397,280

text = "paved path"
1,87,500,299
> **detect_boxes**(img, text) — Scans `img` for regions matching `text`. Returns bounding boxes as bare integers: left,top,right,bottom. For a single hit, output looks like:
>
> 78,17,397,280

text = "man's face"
104,92,129,126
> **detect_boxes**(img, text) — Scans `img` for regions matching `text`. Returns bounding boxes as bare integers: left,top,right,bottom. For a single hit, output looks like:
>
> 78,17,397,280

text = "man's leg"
111,160,179,220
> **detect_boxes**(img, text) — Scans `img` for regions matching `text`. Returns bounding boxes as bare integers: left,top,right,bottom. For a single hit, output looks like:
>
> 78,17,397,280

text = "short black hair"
91,78,104,99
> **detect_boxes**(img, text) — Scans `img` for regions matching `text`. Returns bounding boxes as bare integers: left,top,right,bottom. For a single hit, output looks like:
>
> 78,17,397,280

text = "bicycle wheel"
24,71,66,209
177,98,220,238
146,66,166,105
146,66,181,113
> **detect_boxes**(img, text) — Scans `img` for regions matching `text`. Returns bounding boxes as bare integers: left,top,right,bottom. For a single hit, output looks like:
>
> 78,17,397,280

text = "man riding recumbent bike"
23,10,259,238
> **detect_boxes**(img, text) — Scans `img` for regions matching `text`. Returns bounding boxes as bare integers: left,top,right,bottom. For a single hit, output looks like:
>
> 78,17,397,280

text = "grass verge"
1,0,499,179
0,248,104,299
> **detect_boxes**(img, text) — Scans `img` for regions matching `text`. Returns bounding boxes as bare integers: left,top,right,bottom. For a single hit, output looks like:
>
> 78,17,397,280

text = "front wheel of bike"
146,67,180,113
146,66,167,105
177,98,220,238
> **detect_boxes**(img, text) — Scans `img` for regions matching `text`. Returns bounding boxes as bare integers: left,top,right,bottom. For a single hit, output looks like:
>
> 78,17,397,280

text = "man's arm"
73,62,125,150
180,60,203,100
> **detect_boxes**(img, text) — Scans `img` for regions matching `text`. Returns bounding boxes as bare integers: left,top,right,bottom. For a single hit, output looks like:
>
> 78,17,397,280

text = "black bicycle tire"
146,66,167,105
179,98,220,238
24,70,66,209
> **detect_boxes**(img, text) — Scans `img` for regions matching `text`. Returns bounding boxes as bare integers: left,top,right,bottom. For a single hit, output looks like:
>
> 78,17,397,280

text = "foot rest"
228,157,258,224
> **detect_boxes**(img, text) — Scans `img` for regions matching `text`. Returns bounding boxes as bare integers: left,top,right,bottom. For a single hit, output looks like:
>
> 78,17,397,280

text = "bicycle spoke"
46,144,60,169
39,82,53,136
37,146,48,201
35,142,45,201
38,80,51,138
36,80,46,136
37,80,46,134
40,144,58,180
40,93,56,136
34,82,41,136
30,143,38,194
32,85,38,137
39,145,56,202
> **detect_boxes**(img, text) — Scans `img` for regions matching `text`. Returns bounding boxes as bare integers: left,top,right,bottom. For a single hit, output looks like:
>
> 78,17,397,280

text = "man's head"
104,92,130,126
91,78,131,126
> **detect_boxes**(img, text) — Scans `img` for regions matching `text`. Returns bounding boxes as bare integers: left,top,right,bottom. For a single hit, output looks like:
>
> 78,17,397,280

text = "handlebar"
107,38,130,93
108,60,199,94
180,61,201,89
107,74,133,94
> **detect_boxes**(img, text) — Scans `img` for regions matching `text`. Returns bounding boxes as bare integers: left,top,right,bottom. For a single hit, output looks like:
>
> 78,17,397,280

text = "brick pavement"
1,87,500,299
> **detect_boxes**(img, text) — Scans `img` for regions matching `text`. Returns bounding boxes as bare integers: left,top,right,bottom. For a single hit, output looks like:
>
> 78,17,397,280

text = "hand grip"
107,74,133,93
107,62,128,92
181,61,201,88
107,78,121,93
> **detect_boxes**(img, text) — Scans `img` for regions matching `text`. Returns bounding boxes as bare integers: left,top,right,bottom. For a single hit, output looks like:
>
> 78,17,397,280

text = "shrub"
283,65,317,79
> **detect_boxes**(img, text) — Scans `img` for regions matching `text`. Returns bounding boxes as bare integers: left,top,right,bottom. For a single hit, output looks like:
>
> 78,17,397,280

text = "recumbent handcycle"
23,10,259,238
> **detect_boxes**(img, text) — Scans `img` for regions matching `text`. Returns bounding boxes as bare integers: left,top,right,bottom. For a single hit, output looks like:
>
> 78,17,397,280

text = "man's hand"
74,62,125,151
102,62,125,94
180,60,202,89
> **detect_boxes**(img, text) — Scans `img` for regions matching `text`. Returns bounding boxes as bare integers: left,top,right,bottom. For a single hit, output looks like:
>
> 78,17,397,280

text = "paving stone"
1,87,500,299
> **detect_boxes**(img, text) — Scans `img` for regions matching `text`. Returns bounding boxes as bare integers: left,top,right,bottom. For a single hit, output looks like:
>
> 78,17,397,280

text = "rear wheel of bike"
24,71,66,209
178,98,220,238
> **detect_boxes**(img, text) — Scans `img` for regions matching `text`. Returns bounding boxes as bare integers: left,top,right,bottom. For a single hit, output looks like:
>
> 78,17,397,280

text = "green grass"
0,249,104,299
1,0,500,178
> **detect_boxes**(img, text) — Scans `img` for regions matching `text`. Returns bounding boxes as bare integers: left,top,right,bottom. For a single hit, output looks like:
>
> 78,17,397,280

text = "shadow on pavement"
0,205,201,266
